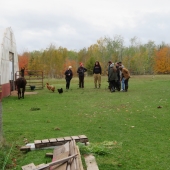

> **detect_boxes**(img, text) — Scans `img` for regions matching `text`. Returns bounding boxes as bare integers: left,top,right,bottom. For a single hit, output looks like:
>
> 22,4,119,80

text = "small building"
0,27,19,99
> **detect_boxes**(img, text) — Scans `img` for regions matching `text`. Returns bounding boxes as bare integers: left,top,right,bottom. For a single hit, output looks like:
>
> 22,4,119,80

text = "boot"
111,87,115,92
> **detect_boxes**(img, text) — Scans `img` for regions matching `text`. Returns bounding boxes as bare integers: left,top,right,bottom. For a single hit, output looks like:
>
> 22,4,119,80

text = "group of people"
64,62,87,89
107,61,130,92
64,60,130,92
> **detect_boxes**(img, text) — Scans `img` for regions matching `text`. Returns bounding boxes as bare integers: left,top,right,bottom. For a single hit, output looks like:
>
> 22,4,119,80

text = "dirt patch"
11,91,38,96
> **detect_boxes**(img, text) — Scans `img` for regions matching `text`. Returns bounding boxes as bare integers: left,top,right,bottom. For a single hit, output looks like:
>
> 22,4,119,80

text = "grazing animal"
57,88,63,94
46,83,55,92
15,77,27,99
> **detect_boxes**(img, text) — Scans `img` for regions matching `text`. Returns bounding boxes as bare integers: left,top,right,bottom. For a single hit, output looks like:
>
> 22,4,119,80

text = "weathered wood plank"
64,136,72,143
66,164,71,170
57,138,65,142
52,146,66,160
64,142,70,153
41,139,50,147
45,153,53,158
78,135,88,144
84,154,99,170
69,140,78,170
22,163,36,170
56,138,65,145
73,140,79,170
50,151,69,170
49,138,58,146
20,145,31,151
34,140,43,148
36,163,48,169
71,136,80,142
36,154,78,170
76,146,84,170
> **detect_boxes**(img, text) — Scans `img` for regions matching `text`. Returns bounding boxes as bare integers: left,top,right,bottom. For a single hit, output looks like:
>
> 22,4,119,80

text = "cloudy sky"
0,0,170,54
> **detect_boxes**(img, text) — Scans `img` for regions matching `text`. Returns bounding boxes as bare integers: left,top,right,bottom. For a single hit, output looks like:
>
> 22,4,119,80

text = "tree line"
18,35,170,78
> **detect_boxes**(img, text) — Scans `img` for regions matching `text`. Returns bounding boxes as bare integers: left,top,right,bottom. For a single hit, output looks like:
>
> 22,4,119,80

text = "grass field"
1,75,170,170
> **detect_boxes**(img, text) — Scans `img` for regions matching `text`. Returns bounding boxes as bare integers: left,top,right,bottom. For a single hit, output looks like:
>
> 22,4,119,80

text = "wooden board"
76,146,84,170
71,136,80,142
70,140,77,170
46,153,53,158
84,154,99,170
36,163,47,169
52,146,66,160
64,136,72,142
49,138,58,146
34,140,43,148
22,163,36,170
50,151,69,170
20,145,31,151
56,138,65,145
78,135,88,144
42,139,50,147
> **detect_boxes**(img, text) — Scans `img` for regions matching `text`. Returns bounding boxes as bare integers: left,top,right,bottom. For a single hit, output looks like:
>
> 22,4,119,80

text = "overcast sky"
0,0,170,54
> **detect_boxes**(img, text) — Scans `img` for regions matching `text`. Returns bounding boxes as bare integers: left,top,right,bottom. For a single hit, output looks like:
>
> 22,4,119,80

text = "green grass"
1,75,170,169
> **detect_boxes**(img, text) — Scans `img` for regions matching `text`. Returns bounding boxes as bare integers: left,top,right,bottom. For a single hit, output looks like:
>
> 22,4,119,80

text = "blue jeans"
121,78,125,90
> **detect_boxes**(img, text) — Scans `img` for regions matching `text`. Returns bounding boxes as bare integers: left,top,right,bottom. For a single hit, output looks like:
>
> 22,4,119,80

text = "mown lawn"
1,75,170,170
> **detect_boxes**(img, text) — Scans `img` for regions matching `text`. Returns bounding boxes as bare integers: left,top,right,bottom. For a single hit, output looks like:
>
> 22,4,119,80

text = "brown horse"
15,77,27,99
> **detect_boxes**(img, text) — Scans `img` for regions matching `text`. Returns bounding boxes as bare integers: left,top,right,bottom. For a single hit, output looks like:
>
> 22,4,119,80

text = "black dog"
57,88,63,94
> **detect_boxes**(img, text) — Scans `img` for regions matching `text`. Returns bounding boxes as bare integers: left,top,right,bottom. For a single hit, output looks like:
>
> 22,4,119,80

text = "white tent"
0,27,19,99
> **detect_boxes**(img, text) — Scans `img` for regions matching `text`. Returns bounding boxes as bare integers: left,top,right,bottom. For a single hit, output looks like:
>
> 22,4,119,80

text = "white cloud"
0,0,170,53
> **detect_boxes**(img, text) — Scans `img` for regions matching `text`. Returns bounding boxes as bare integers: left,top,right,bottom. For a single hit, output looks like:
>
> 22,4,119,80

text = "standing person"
77,63,87,88
118,62,125,91
65,66,73,90
119,66,130,92
115,62,121,91
108,61,119,92
93,61,102,88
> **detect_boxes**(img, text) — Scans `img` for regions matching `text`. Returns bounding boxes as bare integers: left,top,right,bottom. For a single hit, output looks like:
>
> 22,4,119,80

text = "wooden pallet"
20,135,88,152
22,139,84,170
34,135,88,149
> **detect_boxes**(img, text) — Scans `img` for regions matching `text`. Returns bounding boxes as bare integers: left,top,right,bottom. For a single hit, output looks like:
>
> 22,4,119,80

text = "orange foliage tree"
18,52,30,70
154,46,170,73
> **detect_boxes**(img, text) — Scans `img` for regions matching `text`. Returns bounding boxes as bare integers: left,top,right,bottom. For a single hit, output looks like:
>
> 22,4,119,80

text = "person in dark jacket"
108,61,119,92
115,62,121,91
93,61,102,88
65,66,73,89
77,63,87,88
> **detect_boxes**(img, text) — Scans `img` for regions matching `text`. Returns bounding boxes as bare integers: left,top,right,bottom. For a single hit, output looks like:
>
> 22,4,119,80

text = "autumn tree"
18,52,29,70
154,46,170,73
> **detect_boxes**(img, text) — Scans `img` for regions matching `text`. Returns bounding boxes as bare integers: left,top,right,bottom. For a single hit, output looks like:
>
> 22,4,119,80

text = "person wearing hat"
64,66,73,90
77,62,87,88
